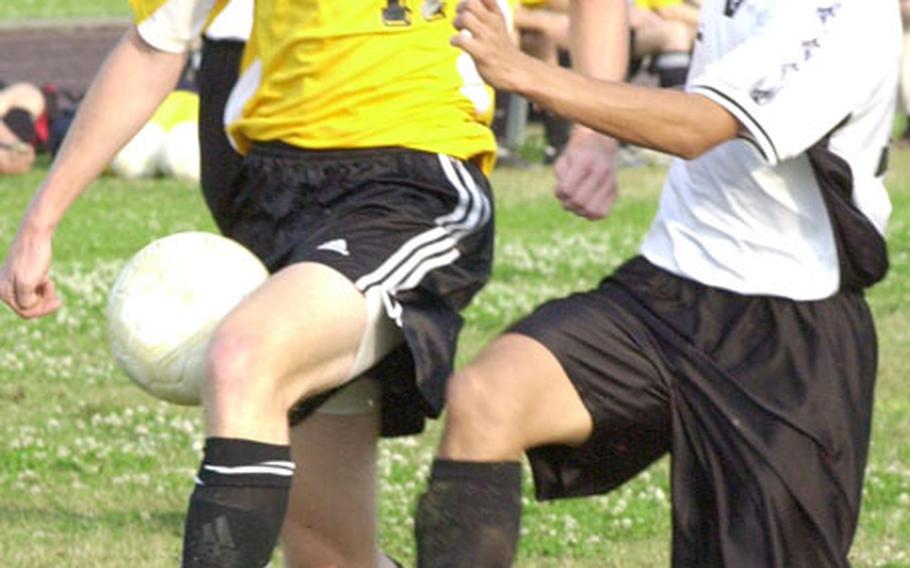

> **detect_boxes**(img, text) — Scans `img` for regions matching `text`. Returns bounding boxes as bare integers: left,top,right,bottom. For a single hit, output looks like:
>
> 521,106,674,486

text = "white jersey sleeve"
689,2,883,165
131,0,217,53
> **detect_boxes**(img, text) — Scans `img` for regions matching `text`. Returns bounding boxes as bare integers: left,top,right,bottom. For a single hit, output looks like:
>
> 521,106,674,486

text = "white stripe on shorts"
354,155,489,296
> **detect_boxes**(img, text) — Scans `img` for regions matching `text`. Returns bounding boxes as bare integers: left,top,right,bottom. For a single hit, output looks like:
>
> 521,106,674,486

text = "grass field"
0,148,908,566
0,1,128,21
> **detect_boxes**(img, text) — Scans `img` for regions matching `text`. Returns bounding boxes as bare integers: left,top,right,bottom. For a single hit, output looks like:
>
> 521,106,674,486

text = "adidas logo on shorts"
316,238,350,257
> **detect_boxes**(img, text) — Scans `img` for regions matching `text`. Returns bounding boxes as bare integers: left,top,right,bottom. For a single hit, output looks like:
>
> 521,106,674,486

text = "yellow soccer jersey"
129,0,508,171
634,0,684,9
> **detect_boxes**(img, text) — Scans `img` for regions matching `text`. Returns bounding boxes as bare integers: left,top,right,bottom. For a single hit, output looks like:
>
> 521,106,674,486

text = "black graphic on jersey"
817,2,842,23
751,62,799,105
724,0,745,17
750,3,842,104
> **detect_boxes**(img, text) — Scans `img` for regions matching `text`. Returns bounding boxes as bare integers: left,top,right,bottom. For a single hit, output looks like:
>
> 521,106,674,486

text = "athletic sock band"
195,437,294,488
182,438,294,567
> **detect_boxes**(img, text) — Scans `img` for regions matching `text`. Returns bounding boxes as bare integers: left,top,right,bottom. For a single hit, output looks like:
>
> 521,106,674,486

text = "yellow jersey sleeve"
225,0,512,172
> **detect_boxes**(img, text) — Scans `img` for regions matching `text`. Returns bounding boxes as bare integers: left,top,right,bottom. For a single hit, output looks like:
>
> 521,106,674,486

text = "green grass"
0,0,128,21
0,149,908,567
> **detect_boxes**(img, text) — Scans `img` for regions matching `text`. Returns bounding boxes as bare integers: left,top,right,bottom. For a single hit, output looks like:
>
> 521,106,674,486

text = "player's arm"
552,0,630,220
455,0,738,160
551,0,628,219
0,27,186,319
35,28,186,226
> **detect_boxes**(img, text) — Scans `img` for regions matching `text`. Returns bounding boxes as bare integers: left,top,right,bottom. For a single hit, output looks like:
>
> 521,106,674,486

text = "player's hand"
452,0,528,91
0,229,62,319
553,128,620,220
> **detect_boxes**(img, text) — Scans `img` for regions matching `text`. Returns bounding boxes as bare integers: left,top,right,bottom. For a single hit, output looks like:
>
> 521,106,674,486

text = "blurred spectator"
634,0,701,35
0,82,45,175
629,0,696,88
505,0,695,165
513,0,573,162
515,0,696,87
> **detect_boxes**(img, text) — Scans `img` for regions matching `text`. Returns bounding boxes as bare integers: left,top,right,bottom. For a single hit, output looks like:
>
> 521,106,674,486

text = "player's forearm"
24,27,185,235
567,0,627,143
568,0,628,82
509,56,738,158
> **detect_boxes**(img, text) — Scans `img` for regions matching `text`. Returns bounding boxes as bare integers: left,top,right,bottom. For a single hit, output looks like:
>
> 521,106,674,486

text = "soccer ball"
110,122,167,179
107,232,269,405
159,121,201,182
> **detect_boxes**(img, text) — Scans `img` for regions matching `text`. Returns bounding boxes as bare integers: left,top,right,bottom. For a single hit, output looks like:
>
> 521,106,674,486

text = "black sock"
415,459,522,568
654,51,691,88
181,438,294,568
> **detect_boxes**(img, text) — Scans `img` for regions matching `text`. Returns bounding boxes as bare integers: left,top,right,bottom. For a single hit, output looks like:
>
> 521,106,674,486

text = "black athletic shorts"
512,256,877,568
224,143,495,436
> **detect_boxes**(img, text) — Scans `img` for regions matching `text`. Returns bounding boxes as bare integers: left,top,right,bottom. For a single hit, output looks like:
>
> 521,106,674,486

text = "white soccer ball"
110,123,167,179
158,121,201,182
107,232,269,405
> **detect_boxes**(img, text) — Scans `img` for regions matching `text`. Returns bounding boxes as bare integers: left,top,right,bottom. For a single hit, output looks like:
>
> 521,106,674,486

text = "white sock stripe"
203,464,295,477
654,52,692,69
257,460,296,470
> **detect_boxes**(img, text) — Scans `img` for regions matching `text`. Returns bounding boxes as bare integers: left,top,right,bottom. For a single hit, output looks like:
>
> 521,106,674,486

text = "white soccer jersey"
640,0,900,299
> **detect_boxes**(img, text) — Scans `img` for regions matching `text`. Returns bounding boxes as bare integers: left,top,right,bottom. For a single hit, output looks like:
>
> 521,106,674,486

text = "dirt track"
0,20,128,94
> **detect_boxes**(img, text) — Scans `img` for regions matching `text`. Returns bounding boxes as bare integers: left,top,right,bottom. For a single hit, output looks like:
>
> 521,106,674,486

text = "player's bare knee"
445,366,525,455
205,326,272,404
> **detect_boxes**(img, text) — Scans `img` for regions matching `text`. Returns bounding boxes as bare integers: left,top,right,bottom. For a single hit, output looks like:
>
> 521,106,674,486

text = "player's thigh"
443,333,594,458
212,261,368,396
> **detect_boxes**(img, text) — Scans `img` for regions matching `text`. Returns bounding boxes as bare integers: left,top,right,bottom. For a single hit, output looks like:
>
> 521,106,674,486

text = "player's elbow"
675,113,739,160
674,132,721,160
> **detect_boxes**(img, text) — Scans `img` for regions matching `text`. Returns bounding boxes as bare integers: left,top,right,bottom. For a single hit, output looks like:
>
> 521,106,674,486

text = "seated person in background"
513,0,573,162
635,0,700,36
628,0,696,87
0,82,46,175
517,0,694,87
